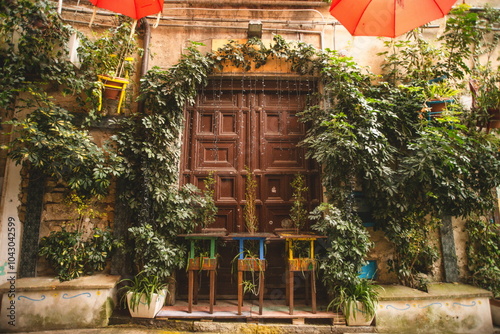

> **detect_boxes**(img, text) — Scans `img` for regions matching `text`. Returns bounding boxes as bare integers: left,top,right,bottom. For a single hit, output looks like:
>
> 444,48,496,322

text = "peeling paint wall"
1,0,499,284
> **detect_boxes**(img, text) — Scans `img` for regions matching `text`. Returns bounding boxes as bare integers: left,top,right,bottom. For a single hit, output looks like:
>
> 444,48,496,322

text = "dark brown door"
181,78,320,232
180,78,320,298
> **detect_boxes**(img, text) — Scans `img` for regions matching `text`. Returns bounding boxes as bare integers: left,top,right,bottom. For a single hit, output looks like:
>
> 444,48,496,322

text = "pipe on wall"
137,17,151,114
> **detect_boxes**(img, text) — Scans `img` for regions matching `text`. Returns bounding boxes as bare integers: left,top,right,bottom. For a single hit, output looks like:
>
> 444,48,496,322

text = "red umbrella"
329,0,457,38
89,0,163,35
89,0,163,21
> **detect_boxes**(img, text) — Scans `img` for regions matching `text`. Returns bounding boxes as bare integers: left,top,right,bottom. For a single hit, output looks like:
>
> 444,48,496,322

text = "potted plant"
244,167,258,234
288,240,316,271
120,272,168,318
424,81,460,117
232,247,266,295
469,68,500,132
328,278,379,326
78,21,140,109
290,173,308,233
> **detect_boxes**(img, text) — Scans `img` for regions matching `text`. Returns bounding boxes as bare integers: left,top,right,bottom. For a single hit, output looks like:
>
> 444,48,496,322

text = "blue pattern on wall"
18,295,46,301
62,292,92,299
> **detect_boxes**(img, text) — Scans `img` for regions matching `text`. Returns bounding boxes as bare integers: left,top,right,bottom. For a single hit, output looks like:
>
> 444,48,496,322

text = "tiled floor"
157,299,344,324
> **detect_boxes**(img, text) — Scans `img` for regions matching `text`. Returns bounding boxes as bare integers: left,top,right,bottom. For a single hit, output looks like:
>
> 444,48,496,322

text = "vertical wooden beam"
259,271,264,315
187,270,193,313
238,270,243,315
209,270,215,314
289,269,294,315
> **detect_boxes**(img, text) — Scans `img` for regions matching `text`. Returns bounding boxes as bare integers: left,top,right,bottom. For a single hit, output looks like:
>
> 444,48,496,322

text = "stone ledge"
0,274,120,332
378,283,493,301
0,274,121,293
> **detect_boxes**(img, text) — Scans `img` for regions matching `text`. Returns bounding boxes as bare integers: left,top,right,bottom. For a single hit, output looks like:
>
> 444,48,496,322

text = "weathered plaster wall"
2,0,499,284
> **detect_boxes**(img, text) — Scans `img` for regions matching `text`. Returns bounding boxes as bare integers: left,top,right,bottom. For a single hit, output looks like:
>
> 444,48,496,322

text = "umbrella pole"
129,20,138,41
154,12,161,29
89,6,97,28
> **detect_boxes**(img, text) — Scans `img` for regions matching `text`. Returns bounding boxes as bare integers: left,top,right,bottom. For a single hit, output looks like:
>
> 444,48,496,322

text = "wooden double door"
181,78,320,232
180,78,321,298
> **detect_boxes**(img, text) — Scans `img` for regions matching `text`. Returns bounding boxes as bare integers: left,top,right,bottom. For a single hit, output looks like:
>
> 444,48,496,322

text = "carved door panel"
180,79,320,298
182,79,319,232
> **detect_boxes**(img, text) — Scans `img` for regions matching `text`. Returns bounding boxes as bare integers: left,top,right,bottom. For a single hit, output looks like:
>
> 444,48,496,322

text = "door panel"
182,81,319,232
180,78,320,298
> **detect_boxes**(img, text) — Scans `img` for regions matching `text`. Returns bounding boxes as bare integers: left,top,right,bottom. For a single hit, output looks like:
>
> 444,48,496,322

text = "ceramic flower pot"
126,290,166,318
345,301,376,326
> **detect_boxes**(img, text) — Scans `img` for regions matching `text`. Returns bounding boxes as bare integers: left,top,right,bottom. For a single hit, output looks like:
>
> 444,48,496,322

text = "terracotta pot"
425,99,454,118
103,87,122,100
98,75,129,100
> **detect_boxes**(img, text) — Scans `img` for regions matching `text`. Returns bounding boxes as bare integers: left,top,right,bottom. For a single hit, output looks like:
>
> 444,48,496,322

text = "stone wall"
6,0,500,283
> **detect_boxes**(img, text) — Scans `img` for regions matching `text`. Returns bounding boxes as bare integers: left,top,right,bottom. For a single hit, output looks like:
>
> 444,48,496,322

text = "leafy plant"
0,0,84,110
78,20,141,79
310,203,373,290
328,278,379,322
466,217,500,298
4,94,123,200
38,226,121,281
386,213,440,290
231,245,265,296
244,167,258,233
119,271,168,311
201,171,217,228
425,81,460,101
290,173,308,231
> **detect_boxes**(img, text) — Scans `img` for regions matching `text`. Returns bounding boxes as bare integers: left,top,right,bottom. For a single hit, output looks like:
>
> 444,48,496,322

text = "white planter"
126,290,166,318
345,301,376,326
491,299,500,327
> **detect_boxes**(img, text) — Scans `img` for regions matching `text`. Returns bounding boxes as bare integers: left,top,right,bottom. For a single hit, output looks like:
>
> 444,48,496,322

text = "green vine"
466,217,500,297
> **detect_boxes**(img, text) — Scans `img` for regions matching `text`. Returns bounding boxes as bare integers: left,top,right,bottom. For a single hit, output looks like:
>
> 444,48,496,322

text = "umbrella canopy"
330,0,457,38
89,0,163,20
